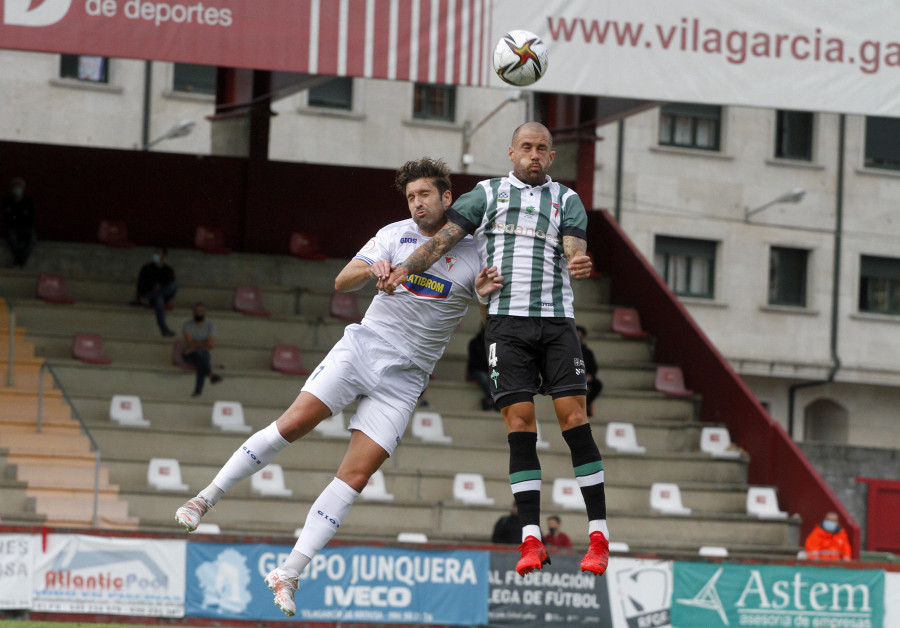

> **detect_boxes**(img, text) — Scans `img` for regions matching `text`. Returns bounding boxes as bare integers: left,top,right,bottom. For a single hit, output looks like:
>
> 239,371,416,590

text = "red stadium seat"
172,339,195,370
36,274,75,304
611,307,650,339
654,366,694,397
289,232,327,260
271,345,312,376
329,292,362,323
233,286,271,316
97,220,135,248
72,333,112,365
194,226,231,255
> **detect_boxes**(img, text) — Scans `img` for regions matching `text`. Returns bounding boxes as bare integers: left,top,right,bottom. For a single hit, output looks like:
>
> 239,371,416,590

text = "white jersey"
353,218,481,373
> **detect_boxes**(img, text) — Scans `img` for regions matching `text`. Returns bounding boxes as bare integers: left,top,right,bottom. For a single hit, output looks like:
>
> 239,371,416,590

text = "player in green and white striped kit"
384,122,609,577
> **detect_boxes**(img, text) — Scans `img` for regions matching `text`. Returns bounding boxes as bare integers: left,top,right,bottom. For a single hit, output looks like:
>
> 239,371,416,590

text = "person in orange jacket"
805,511,851,561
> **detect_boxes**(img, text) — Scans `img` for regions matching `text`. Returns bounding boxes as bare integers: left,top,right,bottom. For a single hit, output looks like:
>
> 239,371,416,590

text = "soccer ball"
492,29,549,87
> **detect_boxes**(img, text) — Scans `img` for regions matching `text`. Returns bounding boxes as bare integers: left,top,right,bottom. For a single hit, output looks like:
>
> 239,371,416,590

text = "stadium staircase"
0,239,803,558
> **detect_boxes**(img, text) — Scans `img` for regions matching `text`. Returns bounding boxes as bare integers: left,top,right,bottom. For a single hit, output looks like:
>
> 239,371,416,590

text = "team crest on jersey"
359,237,377,253
525,205,536,214
443,251,458,270
498,192,510,203
404,272,451,298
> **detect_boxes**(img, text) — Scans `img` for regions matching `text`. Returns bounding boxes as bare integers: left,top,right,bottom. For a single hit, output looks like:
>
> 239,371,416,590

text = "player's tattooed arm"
563,235,593,280
380,222,468,293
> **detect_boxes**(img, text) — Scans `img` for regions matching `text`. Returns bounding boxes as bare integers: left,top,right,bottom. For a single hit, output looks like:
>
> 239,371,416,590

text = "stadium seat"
195,523,221,535
397,532,428,544
72,333,112,365
699,546,729,557
251,464,293,497
109,395,149,427
361,470,395,502
147,458,189,492
172,339,195,370
605,422,647,454
536,421,550,450
36,274,75,304
211,401,252,433
314,412,350,438
271,345,312,376
700,426,741,459
650,482,692,515
746,487,788,519
609,541,630,553
97,220,135,248
194,225,231,254
611,307,650,338
411,411,452,444
233,285,271,316
552,478,586,511
290,231,327,260
453,473,495,506
330,291,362,322
654,365,694,397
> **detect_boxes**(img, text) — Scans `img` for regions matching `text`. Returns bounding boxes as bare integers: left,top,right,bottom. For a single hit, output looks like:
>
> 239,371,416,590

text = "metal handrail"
0,288,16,387
37,361,101,528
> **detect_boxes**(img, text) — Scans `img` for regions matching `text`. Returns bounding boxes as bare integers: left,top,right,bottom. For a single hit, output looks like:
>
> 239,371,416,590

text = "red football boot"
580,531,609,575
516,536,551,575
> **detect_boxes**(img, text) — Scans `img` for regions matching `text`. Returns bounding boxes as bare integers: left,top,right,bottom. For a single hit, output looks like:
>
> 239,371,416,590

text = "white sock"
210,422,290,494
282,550,311,576
522,524,542,542
589,519,609,540
293,478,359,561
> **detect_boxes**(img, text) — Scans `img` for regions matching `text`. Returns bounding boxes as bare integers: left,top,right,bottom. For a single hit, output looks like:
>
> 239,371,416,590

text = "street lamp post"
744,188,806,221
144,119,196,150
461,90,525,172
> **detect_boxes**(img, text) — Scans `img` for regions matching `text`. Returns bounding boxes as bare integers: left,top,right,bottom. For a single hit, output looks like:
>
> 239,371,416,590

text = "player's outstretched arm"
563,235,592,279
380,221,468,294
335,259,394,292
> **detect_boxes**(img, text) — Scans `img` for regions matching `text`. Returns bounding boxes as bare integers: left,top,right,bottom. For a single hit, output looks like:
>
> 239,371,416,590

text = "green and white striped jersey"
446,173,588,318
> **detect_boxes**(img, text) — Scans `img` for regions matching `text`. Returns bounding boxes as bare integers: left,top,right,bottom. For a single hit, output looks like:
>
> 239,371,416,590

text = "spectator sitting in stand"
491,502,521,545
576,325,603,417
544,515,573,548
1,177,37,268
182,302,223,397
135,247,178,337
804,511,851,561
467,324,497,411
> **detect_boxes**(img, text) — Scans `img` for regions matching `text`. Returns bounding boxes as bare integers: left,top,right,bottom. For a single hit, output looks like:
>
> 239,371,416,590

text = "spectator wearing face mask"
544,515,572,548
804,511,851,561
182,302,223,397
1,177,37,268
135,247,178,337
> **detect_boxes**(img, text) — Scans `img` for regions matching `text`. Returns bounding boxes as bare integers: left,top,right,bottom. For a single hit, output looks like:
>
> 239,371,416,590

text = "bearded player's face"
405,178,450,237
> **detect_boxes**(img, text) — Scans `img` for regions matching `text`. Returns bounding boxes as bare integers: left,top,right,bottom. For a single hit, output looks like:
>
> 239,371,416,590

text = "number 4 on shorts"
488,343,498,367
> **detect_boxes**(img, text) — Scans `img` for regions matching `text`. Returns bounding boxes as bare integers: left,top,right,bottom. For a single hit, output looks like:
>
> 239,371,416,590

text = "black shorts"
484,315,587,408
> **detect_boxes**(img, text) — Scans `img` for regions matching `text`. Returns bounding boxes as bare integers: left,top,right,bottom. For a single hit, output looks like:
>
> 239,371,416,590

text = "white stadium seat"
605,422,646,454
147,458,189,492
453,473,495,505
699,545,729,557
195,523,221,535
212,401,252,433
552,478,586,511
109,395,149,427
315,412,351,438
536,422,550,450
411,411,452,444
397,532,428,544
650,482,692,515
700,426,741,458
361,470,395,502
251,464,293,497
746,487,788,519
609,541,630,553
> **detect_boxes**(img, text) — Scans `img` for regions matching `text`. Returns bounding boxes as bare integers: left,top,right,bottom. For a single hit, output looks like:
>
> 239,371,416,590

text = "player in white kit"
174,158,502,616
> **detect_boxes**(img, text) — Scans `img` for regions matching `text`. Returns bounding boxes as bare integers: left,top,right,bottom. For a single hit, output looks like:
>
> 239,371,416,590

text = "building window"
775,110,813,161
864,117,900,170
654,236,717,298
413,83,456,122
173,63,216,95
658,103,721,150
859,255,900,315
308,77,353,110
769,247,808,306
60,54,108,83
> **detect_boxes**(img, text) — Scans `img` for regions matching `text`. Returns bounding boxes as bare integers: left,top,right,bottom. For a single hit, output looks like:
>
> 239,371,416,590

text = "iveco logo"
4,0,73,26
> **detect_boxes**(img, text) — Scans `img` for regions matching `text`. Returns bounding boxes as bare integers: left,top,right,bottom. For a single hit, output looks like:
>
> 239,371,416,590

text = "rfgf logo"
4,0,73,26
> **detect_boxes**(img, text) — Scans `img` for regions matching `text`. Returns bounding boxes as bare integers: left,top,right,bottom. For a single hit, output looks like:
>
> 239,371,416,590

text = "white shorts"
301,324,429,456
